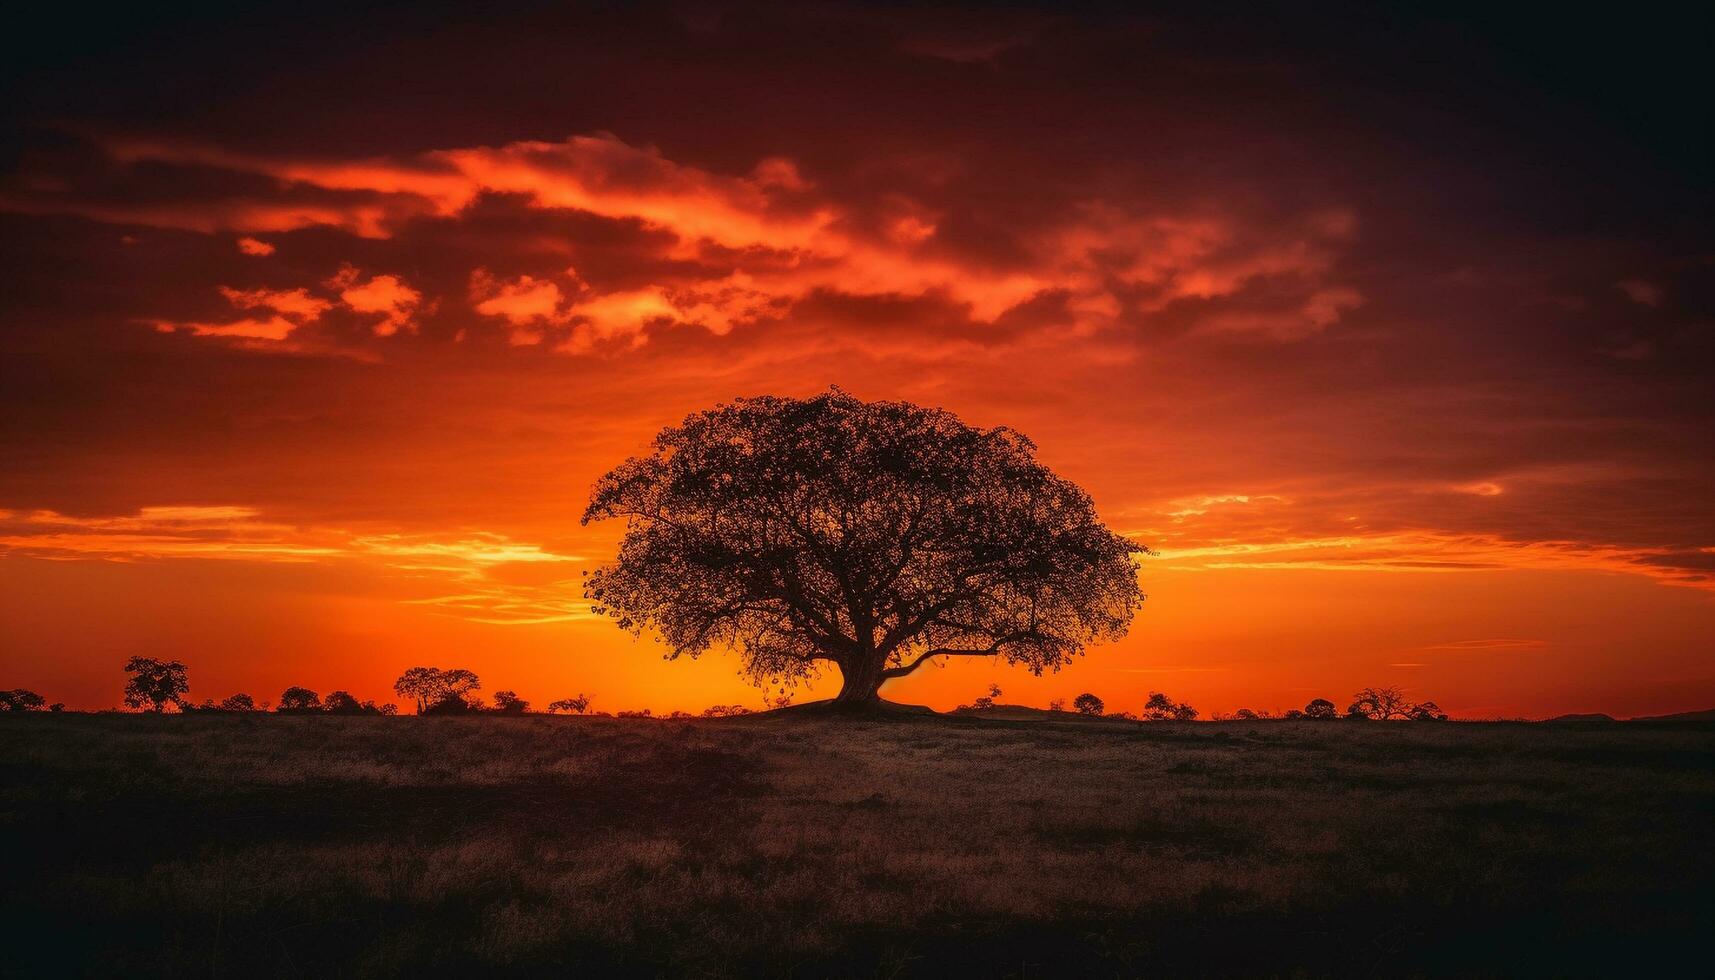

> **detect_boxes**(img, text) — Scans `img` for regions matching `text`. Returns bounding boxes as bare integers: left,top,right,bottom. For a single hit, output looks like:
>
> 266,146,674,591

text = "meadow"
2,711,1712,977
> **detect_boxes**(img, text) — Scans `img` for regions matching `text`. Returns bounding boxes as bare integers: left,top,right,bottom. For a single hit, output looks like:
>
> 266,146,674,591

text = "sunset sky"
2,2,1711,717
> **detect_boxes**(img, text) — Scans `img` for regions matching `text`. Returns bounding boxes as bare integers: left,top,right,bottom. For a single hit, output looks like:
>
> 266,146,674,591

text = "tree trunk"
833,655,886,705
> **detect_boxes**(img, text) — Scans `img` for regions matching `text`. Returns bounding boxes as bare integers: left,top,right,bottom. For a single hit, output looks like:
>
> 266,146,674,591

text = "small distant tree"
1073,693,1104,715
1235,708,1260,720
1303,698,1338,720
1142,691,1198,721
394,667,482,715
1283,708,1306,719
0,689,47,712
122,657,189,712
323,691,358,713
49,703,64,712
493,690,530,714
219,693,258,712
617,708,654,718
547,694,593,714
317,692,393,715
278,687,323,713
701,704,751,717
1408,700,1449,721
1348,687,1412,721
1048,698,1066,712
393,667,439,713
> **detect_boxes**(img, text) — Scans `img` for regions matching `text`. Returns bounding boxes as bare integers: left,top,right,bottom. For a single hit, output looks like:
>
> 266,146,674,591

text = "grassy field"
3,711,1712,977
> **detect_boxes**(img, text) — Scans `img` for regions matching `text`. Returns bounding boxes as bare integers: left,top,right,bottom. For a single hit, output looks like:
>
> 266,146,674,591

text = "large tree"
582,390,1147,706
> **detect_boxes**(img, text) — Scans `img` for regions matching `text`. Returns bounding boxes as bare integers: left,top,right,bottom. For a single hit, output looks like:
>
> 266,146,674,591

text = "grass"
2,712,1712,977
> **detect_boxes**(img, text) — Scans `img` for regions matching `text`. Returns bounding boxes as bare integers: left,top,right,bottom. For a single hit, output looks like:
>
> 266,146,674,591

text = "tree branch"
880,644,1002,679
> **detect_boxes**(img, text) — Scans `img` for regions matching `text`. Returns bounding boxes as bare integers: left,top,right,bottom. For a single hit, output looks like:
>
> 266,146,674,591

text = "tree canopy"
0,689,47,712
582,390,1147,705
122,657,189,712
393,667,482,714
278,687,322,713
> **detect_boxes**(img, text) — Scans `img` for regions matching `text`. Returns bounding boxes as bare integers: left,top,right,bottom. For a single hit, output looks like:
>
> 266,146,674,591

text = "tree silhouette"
493,690,530,714
0,689,47,712
1408,700,1449,721
1073,693,1105,715
1348,686,1412,720
547,694,592,714
278,687,323,713
219,693,258,712
318,691,395,715
324,691,362,713
582,390,1147,706
1142,691,1199,721
1303,698,1339,720
393,667,482,714
122,657,189,712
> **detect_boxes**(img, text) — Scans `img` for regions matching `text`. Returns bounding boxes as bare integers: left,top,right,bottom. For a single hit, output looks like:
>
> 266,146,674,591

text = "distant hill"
1544,713,1615,723
1628,708,1715,723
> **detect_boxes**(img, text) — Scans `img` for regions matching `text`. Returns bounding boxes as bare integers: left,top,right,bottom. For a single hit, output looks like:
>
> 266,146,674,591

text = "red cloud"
18,133,1365,352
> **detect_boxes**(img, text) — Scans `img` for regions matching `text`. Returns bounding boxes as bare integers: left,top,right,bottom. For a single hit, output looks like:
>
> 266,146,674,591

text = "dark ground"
2,712,1712,977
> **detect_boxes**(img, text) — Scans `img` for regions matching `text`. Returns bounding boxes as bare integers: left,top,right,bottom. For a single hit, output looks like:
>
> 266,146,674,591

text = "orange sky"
2,3,1712,717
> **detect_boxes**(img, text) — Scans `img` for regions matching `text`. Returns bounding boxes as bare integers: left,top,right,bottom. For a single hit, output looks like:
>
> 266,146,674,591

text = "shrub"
548,695,593,714
423,693,481,715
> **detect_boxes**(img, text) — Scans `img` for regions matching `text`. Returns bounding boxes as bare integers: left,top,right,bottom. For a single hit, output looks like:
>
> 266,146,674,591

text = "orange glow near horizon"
3,10,1712,720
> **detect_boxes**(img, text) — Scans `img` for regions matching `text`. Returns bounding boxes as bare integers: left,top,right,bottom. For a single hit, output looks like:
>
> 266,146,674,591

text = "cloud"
148,286,331,343
469,270,568,345
6,132,1367,355
1133,488,1715,590
0,506,588,624
1420,639,1548,652
327,265,423,336
1615,278,1661,307
219,286,331,322
236,236,276,256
